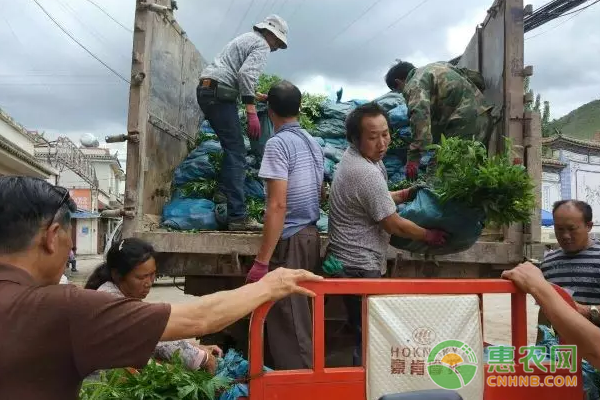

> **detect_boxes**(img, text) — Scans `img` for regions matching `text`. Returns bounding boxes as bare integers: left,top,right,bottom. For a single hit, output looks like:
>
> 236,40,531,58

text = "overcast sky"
1,0,599,162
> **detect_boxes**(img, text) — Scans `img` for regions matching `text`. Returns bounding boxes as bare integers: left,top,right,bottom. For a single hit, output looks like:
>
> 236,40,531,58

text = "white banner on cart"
366,295,484,400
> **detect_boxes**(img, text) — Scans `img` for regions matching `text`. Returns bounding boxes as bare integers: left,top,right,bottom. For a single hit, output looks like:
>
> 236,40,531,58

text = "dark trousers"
341,267,382,366
266,225,321,370
197,86,247,221
68,260,77,271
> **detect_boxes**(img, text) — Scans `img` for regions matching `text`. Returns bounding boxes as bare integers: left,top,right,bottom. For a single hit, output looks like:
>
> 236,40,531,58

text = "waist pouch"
198,79,239,102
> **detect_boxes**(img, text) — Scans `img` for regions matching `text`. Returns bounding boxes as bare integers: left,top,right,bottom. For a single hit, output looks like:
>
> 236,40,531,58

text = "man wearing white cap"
197,15,289,231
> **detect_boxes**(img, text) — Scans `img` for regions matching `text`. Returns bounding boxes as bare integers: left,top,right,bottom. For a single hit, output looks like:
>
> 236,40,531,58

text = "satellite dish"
80,133,99,148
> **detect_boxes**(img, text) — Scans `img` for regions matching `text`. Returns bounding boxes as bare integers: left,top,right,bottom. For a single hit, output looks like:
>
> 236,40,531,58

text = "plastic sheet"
162,198,219,231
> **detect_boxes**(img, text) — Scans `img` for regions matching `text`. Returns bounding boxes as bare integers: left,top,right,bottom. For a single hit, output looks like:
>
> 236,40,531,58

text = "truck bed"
123,0,543,278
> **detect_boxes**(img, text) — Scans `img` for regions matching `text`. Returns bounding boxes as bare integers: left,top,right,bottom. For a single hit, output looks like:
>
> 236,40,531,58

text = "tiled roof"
542,157,566,168
542,134,600,150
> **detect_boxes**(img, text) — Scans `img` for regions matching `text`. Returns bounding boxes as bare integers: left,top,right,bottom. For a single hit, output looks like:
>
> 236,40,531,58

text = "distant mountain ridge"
547,99,600,140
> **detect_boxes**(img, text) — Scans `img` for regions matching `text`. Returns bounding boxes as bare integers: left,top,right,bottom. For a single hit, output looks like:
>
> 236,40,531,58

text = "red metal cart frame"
245,279,583,400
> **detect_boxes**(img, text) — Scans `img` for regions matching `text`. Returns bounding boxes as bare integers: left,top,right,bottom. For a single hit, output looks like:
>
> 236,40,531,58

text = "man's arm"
380,213,428,241
404,75,433,162
256,179,287,264
503,262,600,369
238,47,270,106
162,268,322,341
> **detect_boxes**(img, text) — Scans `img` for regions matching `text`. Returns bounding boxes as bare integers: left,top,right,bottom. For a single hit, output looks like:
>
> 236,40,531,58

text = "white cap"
254,14,289,49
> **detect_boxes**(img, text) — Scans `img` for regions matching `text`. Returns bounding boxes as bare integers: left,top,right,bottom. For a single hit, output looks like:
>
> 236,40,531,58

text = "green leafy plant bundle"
429,135,536,226
79,353,232,400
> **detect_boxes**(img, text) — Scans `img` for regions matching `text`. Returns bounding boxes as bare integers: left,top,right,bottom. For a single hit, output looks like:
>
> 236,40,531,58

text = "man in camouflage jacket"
385,60,494,180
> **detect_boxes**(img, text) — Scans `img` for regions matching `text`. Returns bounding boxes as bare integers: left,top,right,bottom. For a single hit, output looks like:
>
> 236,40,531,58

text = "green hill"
547,99,600,140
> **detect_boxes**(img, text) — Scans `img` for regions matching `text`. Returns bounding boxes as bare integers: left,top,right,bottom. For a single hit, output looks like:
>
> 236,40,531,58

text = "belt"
199,78,218,89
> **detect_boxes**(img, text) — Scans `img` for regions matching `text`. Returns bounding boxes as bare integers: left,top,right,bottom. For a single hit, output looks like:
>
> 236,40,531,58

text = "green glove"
322,254,344,276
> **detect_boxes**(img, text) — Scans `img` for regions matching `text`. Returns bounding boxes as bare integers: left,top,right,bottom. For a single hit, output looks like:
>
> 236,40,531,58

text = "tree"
542,101,551,137
523,77,553,137
534,94,541,114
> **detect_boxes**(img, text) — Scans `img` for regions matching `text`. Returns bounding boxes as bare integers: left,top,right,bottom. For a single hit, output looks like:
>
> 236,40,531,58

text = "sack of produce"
390,187,485,255
173,139,222,186
162,198,219,231
389,136,535,255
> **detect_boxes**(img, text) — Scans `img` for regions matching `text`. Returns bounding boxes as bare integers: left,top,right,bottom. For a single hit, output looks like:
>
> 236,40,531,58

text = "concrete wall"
75,218,98,255
57,168,92,190
0,117,34,154
541,171,561,212
544,149,600,226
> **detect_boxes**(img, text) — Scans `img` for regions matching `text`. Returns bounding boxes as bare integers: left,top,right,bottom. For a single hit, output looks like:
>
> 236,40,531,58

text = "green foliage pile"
79,354,232,400
247,73,327,131
428,136,536,226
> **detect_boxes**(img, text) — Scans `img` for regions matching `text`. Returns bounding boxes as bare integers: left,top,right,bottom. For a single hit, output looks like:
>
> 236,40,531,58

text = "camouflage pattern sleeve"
403,70,434,162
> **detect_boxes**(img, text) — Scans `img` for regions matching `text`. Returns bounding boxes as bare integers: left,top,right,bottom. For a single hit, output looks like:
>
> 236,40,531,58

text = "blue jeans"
197,88,247,222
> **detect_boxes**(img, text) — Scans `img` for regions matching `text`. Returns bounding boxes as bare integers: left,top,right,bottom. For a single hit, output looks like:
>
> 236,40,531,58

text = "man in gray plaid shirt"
197,15,289,231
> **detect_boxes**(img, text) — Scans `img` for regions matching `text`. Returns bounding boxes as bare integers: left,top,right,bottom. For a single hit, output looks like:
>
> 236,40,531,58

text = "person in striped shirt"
537,200,600,342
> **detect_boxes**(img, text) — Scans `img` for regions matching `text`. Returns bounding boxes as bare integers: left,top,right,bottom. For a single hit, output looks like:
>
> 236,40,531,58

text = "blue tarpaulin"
541,209,554,226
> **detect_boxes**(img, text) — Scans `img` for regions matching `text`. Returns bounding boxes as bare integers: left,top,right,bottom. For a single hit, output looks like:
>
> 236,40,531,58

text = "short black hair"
345,102,390,145
552,199,593,224
85,238,156,290
0,176,77,254
267,80,301,118
385,60,416,90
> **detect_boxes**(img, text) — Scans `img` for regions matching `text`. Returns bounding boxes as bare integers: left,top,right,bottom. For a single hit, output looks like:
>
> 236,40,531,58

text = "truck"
107,0,544,364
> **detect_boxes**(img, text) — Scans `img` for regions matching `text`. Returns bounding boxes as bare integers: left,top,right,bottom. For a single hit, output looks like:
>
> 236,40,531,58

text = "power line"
232,0,257,37
329,0,387,44
30,0,130,84
560,0,600,16
211,0,235,45
288,0,307,20
2,14,22,46
81,0,133,33
54,0,130,63
256,0,273,19
362,0,432,45
525,8,585,40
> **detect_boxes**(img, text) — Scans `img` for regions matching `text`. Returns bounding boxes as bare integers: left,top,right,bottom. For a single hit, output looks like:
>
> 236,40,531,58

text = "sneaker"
228,217,263,231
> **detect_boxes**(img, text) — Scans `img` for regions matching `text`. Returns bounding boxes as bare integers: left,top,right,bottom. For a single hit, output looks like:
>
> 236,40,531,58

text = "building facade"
0,108,57,178
541,134,600,241
36,140,125,255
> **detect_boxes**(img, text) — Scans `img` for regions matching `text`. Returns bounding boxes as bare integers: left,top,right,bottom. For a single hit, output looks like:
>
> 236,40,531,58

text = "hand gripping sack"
389,188,486,255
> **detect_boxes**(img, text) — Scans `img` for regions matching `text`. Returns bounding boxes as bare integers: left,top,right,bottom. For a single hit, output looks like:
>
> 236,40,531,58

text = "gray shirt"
200,31,270,100
327,145,397,272
259,122,324,239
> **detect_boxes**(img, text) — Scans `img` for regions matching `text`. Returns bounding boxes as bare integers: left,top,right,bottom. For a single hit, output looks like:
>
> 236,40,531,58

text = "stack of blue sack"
162,92,418,234
216,349,273,400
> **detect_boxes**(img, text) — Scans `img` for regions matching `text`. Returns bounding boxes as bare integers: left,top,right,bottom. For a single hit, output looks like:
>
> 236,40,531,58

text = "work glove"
405,160,420,181
396,184,427,203
424,229,448,246
246,259,269,283
247,112,261,139
322,254,344,276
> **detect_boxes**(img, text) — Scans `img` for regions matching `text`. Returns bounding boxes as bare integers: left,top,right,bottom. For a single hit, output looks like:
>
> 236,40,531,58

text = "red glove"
424,229,447,246
405,161,419,180
397,188,411,203
247,112,261,139
246,259,269,283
